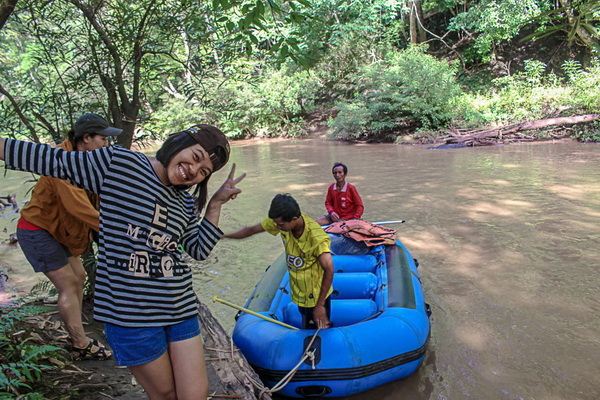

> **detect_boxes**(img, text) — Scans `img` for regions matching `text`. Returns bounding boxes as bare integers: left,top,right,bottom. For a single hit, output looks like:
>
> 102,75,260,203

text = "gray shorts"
17,228,72,273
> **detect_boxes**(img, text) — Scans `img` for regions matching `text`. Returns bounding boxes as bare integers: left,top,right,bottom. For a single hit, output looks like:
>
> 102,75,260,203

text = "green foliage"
524,0,600,53
293,0,405,98
561,59,600,113
1,0,599,144
572,121,600,142
210,66,320,137
329,45,462,140
141,0,407,136
141,97,203,139
468,60,565,124
449,0,551,62
82,245,98,296
0,303,52,337
0,0,315,145
29,280,56,298
455,58,600,136
445,93,490,128
0,300,67,399
211,0,317,66
151,62,322,138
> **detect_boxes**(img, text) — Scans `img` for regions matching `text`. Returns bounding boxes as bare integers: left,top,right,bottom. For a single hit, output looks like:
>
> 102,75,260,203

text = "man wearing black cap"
73,113,123,138
16,113,122,360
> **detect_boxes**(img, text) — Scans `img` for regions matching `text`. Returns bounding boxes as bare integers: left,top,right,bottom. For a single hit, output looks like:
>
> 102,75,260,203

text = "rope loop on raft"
250,328,322,399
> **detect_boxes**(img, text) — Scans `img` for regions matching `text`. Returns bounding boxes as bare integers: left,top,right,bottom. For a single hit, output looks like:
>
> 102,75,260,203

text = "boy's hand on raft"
313,304,331,329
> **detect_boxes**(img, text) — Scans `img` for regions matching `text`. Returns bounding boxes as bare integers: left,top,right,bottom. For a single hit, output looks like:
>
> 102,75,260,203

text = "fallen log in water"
198,301,270,400
443,114,600,145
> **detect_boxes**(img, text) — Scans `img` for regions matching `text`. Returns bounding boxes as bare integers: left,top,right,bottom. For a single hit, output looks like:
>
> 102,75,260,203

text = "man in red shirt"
316,162,364,225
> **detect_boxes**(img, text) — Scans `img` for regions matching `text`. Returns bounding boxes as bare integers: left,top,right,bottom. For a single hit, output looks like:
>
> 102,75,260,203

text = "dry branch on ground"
442,114,600,145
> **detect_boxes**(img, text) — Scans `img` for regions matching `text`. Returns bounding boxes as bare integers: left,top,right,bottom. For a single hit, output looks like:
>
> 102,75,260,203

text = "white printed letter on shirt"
152,203,168,228
161,256,174,277
129,251,150,277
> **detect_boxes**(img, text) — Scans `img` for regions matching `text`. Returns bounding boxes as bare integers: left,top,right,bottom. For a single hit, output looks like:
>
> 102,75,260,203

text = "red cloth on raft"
323,220,397,247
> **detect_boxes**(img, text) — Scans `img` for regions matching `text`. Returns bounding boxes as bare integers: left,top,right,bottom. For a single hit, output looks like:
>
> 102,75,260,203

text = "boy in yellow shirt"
224,194,334,329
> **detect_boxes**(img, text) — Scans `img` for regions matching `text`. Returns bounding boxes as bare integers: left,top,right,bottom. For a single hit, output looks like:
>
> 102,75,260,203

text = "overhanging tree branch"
0,83,41,142
0,0,18,30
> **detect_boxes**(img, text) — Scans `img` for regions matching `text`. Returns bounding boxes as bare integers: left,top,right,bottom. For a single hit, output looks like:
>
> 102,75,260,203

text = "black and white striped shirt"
4,139,222,327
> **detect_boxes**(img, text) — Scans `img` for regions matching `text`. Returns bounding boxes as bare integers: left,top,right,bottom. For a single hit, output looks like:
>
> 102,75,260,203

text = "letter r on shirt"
129,251,150,277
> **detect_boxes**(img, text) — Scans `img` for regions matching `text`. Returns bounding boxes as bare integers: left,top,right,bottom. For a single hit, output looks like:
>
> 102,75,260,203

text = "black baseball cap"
73,113,123,137
183,124,230,172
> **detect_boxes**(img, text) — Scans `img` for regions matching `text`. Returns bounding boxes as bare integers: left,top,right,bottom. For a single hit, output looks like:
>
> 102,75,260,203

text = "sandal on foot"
63,337,74,350
71,339,112,361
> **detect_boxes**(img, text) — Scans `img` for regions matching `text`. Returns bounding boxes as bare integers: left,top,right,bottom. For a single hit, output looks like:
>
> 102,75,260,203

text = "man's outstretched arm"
223,223,265,239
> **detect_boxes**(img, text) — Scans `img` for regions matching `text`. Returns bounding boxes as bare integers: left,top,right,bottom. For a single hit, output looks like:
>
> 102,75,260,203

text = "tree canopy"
1,0,599,145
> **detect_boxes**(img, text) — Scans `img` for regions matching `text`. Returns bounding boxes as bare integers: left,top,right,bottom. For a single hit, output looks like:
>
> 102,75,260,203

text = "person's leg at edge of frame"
44,264,90,349
169,334,209,400
67,256,87,321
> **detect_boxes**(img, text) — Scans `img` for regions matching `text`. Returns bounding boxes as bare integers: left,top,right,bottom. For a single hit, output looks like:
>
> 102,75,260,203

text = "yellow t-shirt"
261,213,333,307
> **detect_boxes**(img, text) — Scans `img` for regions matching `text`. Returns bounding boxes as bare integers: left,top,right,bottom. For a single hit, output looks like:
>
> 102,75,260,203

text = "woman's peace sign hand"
211,163,246,205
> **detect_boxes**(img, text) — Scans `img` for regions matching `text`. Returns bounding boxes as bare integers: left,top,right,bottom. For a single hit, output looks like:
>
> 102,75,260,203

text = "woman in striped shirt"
1,124,245,400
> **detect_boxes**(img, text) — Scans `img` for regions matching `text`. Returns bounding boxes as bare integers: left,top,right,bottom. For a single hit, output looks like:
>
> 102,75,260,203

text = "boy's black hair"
268,194,301,222
332,162,348,174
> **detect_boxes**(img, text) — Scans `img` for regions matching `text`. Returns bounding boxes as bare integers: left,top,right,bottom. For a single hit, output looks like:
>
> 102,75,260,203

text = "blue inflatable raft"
232,236,431,398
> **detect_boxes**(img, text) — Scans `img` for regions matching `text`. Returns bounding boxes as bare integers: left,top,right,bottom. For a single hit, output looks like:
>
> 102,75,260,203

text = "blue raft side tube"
234,308,429,397
388,240,431,340
385,241,416,309
332,254,378,273
244,253,288,313
331,272,378,300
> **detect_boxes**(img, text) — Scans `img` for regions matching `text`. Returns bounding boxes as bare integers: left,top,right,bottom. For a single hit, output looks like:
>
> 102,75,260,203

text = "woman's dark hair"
332,162,348,174
268,194,301,222
156,131,210,217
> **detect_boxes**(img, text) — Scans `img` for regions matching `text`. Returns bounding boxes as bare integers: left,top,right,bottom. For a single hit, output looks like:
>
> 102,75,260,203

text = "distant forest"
1,0,599,145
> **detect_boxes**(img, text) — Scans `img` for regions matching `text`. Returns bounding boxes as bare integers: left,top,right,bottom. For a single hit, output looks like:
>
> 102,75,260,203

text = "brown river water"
1,138,599,399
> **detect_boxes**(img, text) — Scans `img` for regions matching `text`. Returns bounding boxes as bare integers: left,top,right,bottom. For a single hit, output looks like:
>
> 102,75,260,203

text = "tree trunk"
198,301,270,400
69,0,146,149
414,0,426,43
408,0,426,44
0,0,18,30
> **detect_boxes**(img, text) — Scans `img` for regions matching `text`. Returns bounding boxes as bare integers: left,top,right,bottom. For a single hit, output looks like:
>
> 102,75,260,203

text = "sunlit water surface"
1,139,599,399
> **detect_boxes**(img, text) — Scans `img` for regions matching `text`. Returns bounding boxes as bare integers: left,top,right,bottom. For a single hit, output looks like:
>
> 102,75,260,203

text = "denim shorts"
17,228,72,273
104,317,201,367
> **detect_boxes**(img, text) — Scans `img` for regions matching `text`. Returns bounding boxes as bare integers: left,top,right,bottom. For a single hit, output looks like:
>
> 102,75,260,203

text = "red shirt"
325,182,364,220
17,217,42,230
